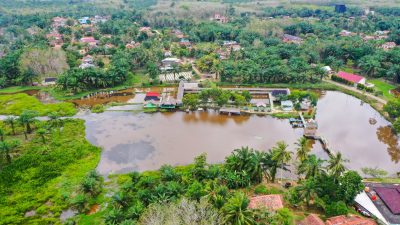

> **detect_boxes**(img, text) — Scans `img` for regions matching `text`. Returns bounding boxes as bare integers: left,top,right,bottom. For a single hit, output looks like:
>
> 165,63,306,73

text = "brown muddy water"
75,91,400,176
69,87,177,107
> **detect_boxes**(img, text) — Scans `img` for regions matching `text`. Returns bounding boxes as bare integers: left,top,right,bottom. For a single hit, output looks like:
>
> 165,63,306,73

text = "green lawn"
369,79,397,101
0,93,77,116
0,86,42,94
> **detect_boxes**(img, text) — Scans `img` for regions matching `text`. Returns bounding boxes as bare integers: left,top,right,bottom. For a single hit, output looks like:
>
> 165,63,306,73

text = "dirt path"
325,79,387,105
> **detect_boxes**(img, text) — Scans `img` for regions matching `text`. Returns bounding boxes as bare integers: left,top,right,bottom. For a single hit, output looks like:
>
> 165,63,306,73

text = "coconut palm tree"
297,178,320,207
222,192,255,225
295,137,310,163
297,154,325,179
327,152,349,180
0,140,20,164
4,116,16,135
36,128,48,144
18,110,38,139
271,141,292,183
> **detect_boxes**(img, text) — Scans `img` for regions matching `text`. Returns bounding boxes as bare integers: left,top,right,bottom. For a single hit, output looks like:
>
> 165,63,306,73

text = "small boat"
197,108,204,111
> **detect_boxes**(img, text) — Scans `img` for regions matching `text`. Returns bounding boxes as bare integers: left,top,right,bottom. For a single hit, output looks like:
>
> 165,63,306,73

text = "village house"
79,55,95,69
354,183,400,225
326,215,376,225
172,29,186,39
336,71,366,86
212,13,228,23
144,92,161,101
42,77,57,86
79,17,90,25
339,30,355,37
139,27,154,36
298,214,325,225
281,100,294,111
248,194,284,211
282,34,303,44
126,41,140,49
80,37,98,47
161,57,181,71
164,50,172,57
322,66,333,75
92,15,109,24
82,55,94,64
299,214,376,225
52,17,68,28
46,32,63,46
381,42,397,51
179,38,191,47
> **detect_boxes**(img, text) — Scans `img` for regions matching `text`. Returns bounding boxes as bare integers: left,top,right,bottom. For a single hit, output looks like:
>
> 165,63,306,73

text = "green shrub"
331,75,353,86
0,93,77,116
254,185,268,194
91,104,105,113
325,201,348,217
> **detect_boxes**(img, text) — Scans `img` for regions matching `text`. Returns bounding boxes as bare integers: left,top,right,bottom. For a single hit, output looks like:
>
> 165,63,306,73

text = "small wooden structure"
219,107,241,115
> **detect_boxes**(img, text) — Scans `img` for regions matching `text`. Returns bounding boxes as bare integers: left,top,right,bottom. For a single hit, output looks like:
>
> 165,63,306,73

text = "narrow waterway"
75,91,400,176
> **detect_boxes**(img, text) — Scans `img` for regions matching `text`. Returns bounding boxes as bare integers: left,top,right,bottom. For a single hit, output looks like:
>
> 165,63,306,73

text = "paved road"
325,79,387,105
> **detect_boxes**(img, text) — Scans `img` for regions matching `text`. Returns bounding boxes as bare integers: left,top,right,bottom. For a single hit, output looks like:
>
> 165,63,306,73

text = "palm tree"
0,140,20,164
297,154,325,179
225,147,265,184
48,112,63,130
297,178,320,207
36,128,48,144
271,141,292,183
0,128,4,142
18,110,38,139
222,192,255,225
295,137,310,163
327,152,349,180
4,116,16,135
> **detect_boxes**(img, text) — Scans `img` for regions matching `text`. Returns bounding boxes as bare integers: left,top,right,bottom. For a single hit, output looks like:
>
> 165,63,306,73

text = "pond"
76,91,400,177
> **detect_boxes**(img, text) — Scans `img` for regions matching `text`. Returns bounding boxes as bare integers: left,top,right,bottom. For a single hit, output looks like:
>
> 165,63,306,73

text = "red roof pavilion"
337,71,365,83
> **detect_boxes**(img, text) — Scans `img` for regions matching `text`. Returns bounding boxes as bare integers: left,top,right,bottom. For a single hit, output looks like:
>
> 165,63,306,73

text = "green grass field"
0,86,42,94
0,93,77,116
369,79,397,101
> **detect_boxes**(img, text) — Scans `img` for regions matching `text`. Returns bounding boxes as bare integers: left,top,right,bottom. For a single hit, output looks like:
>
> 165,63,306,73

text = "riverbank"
0,80,392,120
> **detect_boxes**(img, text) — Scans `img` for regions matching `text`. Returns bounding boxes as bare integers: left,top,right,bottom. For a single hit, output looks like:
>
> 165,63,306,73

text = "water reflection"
377,126,400,163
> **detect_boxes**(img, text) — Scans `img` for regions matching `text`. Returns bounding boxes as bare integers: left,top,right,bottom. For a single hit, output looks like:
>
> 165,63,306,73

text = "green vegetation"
0,119,101,224
369,79,397,101
71,142,364,225
0,93,77,116
0,86,41,94
91,104,105,113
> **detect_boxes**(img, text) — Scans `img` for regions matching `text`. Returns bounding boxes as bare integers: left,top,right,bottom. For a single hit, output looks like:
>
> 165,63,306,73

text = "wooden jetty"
219,107,241,115
299,113,334,156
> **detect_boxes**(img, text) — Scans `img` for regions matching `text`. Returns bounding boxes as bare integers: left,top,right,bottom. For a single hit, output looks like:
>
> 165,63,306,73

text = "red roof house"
248,194,284,211
144,92,161,101
299,214,325,225
326,215,376,225
337,71,366,85
80,37,98,46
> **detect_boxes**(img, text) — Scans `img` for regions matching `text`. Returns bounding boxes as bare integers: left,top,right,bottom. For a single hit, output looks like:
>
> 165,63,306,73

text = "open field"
369,79,397,101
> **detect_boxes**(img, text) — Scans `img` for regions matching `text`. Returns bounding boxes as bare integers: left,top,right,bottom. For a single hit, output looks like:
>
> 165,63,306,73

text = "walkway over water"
299,112,333,156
